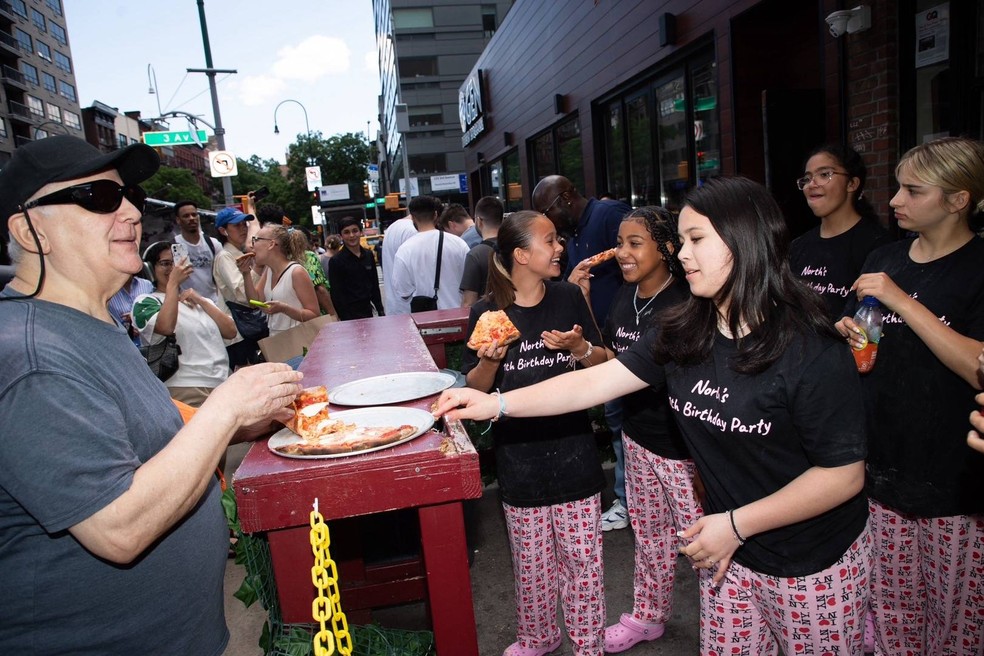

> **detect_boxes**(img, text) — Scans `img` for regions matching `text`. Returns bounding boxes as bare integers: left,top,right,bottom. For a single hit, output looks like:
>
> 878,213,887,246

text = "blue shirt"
565,198,630,325
108,276,155,346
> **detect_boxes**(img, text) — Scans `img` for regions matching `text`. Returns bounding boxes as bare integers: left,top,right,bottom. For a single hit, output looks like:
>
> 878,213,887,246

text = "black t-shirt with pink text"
606,280,689,459
462,281,605,507
620,328,868,577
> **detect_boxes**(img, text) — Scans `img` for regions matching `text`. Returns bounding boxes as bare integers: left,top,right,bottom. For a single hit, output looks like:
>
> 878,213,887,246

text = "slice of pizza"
467,310,521,351
274,424,418,456
583,247,617,268
283,386,332,439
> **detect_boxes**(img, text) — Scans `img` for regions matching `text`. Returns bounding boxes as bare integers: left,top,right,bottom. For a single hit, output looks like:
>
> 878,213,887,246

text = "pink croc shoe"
604,614,665,653
502,636,562,656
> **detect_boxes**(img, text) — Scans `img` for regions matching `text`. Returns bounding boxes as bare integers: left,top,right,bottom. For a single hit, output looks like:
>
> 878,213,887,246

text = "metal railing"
1,64,25,86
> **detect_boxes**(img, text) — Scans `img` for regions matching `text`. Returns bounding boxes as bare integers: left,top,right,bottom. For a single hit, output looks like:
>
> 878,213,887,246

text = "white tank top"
263,262,303,335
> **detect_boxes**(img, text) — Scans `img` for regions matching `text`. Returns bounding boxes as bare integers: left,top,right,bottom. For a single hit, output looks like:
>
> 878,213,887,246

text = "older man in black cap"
0,136,302,654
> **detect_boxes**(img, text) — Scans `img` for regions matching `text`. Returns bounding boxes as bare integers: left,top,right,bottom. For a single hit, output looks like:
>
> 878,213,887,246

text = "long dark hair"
485,210,542,310
655,177,836,374
805,143,879,223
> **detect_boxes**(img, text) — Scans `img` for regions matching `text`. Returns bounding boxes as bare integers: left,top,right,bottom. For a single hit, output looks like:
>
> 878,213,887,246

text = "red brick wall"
843,0,899,223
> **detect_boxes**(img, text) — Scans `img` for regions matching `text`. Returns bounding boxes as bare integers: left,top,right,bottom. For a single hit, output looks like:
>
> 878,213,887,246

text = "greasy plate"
327,371,456,406
267,406,436,459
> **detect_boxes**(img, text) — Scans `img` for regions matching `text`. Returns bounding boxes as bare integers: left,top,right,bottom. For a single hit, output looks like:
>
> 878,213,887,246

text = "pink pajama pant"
622,433,704,625
502,494,605,656
700,523,872,655
867,499,984,655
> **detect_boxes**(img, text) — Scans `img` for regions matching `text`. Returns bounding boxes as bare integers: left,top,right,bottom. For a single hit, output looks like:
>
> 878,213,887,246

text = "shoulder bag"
226,300,270,341
140,334,181,382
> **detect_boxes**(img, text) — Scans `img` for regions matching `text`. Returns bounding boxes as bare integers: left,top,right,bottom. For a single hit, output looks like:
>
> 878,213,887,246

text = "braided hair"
622,206,683,279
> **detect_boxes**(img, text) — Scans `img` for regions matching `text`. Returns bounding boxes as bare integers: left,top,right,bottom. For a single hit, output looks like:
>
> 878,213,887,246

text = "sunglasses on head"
22,179,147,214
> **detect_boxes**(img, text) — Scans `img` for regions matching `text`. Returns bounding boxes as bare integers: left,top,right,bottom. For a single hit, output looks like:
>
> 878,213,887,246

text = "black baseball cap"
0,135,160,237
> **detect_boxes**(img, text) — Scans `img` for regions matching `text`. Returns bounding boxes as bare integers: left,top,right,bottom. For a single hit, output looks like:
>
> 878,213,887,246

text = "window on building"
119,134,128,149
26,95,44,118
14,28,32,54
598,49,719,211
37,41,51,61
0,118,7,139
482,5,498,38
20,62,39,86
63,110,81,129
45,0,62,15
528,115,584,194
57,80,75,102
393,8,433,29
31,8,46,31
46,103,61,122
41,72,56,93
408,152,446,174
54,50,71,73
409,105,443,127
489,150,522,212
50,22,66,46
9,0,27,18
400,57,438,78
35,128,48,139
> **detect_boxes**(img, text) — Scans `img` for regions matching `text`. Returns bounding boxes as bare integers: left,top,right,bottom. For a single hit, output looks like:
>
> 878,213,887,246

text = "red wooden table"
411,307,470,369
234,314,482,655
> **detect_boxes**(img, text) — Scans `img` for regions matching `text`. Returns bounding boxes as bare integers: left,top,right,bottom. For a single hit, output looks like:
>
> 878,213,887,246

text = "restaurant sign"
459,69,487,148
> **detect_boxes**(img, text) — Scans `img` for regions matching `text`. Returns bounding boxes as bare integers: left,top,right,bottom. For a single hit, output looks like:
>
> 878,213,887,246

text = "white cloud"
271,35,351,81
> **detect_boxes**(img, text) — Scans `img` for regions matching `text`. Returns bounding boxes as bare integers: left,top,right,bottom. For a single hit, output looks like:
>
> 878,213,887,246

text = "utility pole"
191,0,236,207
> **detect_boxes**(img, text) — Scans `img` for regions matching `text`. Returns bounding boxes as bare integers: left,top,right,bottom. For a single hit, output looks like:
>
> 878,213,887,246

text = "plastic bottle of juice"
852,296,883,373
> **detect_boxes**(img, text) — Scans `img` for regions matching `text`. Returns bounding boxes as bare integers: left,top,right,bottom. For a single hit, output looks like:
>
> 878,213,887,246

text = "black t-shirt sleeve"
791,340,867,467
616,327,666,390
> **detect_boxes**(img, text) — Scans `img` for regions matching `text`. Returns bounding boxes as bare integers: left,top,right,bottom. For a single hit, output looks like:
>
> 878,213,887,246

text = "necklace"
633,276,672,326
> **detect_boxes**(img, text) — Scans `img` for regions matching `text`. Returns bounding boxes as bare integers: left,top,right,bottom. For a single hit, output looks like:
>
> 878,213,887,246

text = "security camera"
826,10,852,38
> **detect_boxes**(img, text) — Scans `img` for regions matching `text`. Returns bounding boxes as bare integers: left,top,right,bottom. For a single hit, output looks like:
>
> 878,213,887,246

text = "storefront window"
604,101,627,203
914,1,951,142
691,58,721,186
655,74,688,209
626,91,657,206
529,115,584,196
531,131,555,180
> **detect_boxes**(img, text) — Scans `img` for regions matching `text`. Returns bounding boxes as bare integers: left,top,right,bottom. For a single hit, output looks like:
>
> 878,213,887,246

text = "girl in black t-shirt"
789,144,891,320
462,211,608,656
439,178,871,656
571,206,699,652
836,137,984,655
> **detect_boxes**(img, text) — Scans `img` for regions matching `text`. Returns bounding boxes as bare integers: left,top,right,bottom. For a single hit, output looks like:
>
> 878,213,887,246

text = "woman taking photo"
133,242,236,407
238,224,318,336
438,178,871,655
463,210,608,656
790,144,891,319
837,137,984,655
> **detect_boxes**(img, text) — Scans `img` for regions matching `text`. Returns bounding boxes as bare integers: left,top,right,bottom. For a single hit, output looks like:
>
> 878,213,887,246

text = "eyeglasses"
156,259,174,269
23,179,147,214
536,191,567,215
252,236,273,245
795,170,849,190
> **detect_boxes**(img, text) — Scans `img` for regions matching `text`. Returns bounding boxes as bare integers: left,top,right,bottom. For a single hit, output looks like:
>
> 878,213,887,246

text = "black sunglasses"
22,179,147,214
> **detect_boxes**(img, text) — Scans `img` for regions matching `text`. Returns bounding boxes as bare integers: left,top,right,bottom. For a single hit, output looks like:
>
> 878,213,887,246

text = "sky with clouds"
64,1,380,164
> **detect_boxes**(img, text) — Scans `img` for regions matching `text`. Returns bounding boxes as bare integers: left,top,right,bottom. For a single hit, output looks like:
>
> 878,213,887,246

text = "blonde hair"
267,225,307,262
897,137,984,219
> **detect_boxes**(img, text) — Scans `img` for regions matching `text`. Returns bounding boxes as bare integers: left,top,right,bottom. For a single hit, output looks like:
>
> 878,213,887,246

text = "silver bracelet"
575,342,595,362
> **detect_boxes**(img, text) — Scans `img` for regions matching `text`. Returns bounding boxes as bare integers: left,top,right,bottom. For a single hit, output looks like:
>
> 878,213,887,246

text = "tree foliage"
281,132,373,225
142,166,212,207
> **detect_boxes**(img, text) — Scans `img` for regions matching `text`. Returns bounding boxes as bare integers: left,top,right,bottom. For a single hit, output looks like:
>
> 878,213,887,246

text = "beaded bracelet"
728,509,746,546
491,388,508,422
575,342,595,363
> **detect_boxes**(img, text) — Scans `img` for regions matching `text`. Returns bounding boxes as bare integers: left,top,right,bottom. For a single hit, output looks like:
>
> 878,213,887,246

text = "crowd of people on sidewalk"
1,132,983,656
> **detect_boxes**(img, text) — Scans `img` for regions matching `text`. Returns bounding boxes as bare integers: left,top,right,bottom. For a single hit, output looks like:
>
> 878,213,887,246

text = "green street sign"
143,130,208,147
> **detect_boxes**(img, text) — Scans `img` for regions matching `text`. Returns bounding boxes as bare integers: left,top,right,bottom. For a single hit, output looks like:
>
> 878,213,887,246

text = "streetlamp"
385,32,412,202
147,63,163,117
273,99,311,137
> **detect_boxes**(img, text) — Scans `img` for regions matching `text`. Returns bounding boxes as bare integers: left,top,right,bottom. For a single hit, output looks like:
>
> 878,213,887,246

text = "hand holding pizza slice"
467,310,521,352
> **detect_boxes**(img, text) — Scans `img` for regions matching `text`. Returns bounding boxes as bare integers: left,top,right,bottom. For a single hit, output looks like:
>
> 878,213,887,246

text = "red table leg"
418,502,479,656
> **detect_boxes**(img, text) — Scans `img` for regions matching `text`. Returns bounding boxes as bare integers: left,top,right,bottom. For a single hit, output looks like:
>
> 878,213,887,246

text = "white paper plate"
327,371,456,406
268,406,436,459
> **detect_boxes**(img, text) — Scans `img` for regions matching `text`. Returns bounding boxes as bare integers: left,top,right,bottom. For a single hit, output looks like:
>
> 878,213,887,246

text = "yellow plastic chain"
309,499,352,656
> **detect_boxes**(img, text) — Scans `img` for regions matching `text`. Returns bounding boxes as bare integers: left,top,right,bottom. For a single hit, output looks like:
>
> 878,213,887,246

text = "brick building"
455,0,979,236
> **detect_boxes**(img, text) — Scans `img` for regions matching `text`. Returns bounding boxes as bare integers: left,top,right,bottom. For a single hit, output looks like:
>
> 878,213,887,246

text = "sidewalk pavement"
221,450,701,655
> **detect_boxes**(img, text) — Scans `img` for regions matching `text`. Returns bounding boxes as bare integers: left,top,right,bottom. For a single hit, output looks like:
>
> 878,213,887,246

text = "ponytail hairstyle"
896,136,984,231
622,206,683,279
485,210,543,310
654,177,836,374
267,225,306,263
806,143,878,223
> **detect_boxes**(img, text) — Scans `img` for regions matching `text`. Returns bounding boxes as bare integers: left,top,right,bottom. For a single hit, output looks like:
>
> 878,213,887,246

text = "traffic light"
385,193,404,210
363,182,371,201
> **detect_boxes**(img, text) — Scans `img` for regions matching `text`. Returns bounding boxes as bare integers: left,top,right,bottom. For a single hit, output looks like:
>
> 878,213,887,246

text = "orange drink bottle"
852,296,883,373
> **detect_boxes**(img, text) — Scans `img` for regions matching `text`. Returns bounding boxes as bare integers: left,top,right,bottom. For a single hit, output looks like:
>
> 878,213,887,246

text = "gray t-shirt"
174,233,221,302
0,292,228,655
